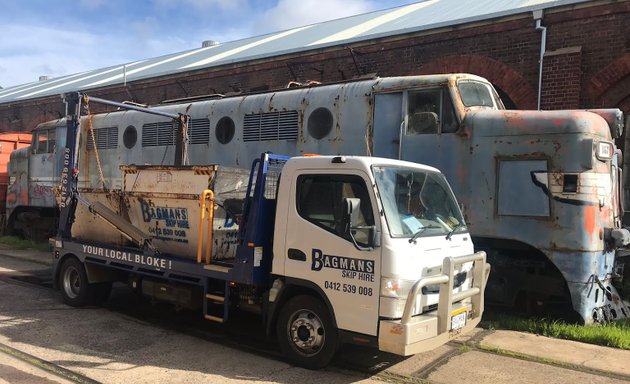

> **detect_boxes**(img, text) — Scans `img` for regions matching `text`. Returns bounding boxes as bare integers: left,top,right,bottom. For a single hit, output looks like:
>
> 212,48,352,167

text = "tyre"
276,295,338,369
60,258,91,307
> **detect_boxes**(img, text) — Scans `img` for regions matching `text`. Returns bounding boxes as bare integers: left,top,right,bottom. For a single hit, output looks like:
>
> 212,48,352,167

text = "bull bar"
378,251,490,355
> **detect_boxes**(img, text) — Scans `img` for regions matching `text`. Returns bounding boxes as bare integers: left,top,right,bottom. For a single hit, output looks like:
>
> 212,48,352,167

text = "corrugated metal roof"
0,0,591,104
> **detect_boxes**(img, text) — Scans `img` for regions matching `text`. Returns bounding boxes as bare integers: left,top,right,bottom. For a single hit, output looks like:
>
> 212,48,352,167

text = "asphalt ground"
0,247,628,384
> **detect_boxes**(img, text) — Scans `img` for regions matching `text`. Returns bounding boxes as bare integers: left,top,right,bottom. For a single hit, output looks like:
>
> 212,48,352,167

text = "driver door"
282,171,381,336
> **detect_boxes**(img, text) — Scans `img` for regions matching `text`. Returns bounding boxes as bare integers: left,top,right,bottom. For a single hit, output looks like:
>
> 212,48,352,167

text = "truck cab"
270,155,487,365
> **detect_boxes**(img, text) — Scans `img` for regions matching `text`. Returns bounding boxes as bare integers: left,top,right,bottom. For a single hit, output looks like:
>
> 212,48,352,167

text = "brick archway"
586,53,630,112
421,55,537,110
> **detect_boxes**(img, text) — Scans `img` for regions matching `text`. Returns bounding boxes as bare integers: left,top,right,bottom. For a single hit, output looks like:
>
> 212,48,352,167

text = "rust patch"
552,141,561,155
299,96,308,145
268,93,276,111
503,111,526,129
584,205,596,243
333,94,341,141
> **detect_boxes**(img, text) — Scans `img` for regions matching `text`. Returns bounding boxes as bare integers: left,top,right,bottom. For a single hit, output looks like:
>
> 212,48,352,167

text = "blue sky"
0,0,416,88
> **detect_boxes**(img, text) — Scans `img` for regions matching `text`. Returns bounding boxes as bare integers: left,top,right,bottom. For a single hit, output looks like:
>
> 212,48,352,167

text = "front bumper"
378,251,489,355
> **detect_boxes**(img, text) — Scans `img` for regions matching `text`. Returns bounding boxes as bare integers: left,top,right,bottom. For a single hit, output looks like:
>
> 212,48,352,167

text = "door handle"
288,248,306,261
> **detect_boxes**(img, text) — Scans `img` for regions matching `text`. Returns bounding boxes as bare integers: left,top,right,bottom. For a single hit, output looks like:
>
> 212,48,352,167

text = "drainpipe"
533,9,546,111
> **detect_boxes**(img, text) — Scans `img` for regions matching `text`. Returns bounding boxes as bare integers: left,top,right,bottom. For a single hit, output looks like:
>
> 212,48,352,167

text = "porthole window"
123,125,137,149
215,116,235,144
307,107,333,140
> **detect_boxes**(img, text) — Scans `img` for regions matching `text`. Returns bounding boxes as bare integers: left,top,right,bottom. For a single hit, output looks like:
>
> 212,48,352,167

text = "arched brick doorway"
422,55,537,110
586,53,630,113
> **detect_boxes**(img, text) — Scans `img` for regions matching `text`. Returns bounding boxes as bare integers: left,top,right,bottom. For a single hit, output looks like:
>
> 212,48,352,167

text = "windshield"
458,80,504,109
373,165,466,238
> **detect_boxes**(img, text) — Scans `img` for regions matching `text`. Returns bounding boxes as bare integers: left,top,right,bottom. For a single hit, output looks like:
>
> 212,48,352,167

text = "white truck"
51,93,489,369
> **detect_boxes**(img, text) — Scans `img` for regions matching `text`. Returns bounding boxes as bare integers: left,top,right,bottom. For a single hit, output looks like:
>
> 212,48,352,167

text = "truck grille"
421,271,467,294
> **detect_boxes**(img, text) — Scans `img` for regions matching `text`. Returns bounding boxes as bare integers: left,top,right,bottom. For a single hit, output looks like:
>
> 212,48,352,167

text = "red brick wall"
0,0,628,132
587,52,630,109
540,47,582,110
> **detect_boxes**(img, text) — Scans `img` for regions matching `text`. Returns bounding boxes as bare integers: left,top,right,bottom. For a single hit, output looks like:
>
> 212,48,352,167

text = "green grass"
482,314,630,350
0,236,50,252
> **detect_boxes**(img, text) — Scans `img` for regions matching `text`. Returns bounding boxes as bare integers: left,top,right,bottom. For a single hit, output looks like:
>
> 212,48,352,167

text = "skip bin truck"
51,93,489,369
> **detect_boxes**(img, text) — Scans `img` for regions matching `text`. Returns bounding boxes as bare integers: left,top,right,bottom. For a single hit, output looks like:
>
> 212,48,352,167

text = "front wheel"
276,295,338,369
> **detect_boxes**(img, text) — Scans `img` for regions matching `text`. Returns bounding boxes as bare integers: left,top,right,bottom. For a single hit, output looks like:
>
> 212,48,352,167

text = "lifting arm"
56,92,189,241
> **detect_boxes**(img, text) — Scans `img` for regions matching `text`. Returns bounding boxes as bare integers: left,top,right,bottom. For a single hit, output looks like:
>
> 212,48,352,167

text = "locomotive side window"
407,89,458,135
216,116,235,144
307,107,333,140
123,125,137,149
441,93,458,133
34,129,55,154
458,80,495,108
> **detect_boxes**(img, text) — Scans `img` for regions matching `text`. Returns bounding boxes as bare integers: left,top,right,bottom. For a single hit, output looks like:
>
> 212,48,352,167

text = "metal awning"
0,0,590,104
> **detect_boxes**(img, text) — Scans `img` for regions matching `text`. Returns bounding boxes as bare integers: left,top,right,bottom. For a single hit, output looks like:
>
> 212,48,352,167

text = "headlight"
596,141,614,161
380,278,415,298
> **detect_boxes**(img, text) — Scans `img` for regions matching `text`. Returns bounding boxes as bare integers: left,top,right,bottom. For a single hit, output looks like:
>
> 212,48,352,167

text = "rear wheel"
60,258,91,307
276,295,338,369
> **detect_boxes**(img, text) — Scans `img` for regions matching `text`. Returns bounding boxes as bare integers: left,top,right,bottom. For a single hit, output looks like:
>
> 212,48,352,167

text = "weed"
0,236,49,252
481,314,630,349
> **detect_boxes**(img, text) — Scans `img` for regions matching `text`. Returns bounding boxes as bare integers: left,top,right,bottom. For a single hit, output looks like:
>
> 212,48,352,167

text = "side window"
34,130,54,154
458,81,496,107
297,174,374,245
37,131,47,153
408,90,440,135
441,93,458,133
407,89,458,134
48,129,56,152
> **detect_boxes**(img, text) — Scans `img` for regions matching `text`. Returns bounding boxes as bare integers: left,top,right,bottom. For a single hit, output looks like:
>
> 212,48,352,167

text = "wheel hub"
63,267,80,299
289,311,324,354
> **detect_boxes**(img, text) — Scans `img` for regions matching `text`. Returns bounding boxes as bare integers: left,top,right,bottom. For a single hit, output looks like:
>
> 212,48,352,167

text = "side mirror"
343,197,379,251
344,197,361,229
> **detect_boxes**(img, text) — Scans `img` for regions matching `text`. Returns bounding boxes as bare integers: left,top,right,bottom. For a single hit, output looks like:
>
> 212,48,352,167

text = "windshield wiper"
445,223,464,240
408,225,440,244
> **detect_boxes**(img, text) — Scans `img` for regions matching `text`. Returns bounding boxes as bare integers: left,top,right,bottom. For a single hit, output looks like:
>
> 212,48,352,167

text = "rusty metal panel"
73,165,250,261
73,190,128,246
5,148,30,217
120,165,244,260
121,165,218,193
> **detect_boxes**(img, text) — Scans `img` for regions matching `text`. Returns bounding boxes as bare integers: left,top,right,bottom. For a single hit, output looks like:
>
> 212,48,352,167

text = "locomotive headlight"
596,141,614,161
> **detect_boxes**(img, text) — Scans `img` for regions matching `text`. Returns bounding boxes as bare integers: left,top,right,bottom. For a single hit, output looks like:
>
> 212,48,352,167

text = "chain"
82,95,108,190
181,114,190,166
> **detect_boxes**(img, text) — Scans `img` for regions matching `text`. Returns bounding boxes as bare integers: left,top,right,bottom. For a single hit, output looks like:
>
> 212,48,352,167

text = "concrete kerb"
387,327,630,383
476,330,630,382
